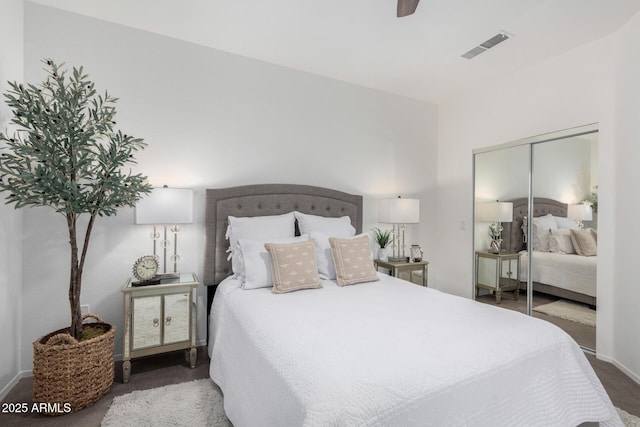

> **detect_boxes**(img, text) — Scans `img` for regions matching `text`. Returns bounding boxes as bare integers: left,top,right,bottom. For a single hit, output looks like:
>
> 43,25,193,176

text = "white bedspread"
519,251,597,297
208,274,620,427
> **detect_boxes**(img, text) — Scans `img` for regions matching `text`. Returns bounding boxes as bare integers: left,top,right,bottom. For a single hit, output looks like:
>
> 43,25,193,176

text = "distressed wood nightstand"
475,251,521,303
121,273,199,383
374,259,429,286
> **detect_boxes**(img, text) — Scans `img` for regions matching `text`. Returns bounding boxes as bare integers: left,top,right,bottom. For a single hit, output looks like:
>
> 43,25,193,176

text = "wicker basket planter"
32,314,115,415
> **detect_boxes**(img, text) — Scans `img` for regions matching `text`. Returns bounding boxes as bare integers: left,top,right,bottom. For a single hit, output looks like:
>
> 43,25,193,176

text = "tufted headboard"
203,184,363,287
502,197,568,253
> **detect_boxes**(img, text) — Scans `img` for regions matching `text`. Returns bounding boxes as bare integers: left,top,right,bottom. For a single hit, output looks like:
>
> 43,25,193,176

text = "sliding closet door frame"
472,123,599,318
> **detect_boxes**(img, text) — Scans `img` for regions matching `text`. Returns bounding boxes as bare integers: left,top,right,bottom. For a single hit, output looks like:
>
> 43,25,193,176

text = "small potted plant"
0,59,152,414
372,227,393,261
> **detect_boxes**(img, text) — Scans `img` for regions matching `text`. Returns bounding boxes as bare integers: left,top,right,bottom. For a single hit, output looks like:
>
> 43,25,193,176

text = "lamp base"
387,256,410,263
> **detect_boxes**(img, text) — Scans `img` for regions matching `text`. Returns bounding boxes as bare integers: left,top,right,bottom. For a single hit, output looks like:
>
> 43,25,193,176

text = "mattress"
208,273,620,426
519,251,597,297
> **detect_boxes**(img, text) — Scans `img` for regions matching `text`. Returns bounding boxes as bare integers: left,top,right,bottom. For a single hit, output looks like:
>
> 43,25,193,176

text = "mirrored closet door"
473,124,598,351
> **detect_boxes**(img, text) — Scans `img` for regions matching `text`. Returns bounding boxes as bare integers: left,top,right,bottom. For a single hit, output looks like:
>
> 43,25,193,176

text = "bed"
502,198,597,307
205,184,619,426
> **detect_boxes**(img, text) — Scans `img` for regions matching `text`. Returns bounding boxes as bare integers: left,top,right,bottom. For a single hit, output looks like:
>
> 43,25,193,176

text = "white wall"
0,0,24,399
612,10,640,382
532,135,594,204
20,3,438,371
437,11,640,383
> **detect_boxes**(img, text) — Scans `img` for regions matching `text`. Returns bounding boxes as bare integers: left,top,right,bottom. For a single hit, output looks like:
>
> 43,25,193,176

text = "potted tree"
0,59,152,414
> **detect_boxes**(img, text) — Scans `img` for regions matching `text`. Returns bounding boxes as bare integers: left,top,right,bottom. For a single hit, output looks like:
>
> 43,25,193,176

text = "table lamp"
476,201,513,253
379,196,420,262
568,204,593,229
135,186,193,275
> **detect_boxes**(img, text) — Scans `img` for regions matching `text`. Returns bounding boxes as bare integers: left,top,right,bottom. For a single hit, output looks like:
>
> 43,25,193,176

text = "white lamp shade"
379,198,420,224
135,187,194,224
476,201,513,222
567,204,593,221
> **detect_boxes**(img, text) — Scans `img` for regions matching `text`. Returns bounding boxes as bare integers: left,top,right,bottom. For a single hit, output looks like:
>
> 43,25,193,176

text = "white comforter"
519,251,597,297
208,274,620,426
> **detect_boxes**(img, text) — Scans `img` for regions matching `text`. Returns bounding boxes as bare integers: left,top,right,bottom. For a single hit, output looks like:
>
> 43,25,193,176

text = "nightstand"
374,259,429,286
475,251,520,303
121,273,199,383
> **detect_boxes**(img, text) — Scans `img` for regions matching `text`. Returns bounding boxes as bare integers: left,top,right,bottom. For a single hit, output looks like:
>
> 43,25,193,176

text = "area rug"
533,299,596,327
619,408,640,427
101,379,231,426
102,378,639,426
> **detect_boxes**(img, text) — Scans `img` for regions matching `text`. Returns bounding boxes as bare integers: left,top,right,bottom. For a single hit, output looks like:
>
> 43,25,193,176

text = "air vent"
461,32,511,60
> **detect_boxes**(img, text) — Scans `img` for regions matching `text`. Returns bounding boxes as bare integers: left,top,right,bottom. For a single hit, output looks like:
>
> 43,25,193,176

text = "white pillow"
309,231,337,279
294,211,355,237
548,229,576,254
532,214,558,252
226,212,296,275
238,235,309,289
552,215,579,230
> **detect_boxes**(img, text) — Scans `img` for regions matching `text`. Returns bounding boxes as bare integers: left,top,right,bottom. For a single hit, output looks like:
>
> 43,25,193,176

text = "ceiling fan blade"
397,0,420,17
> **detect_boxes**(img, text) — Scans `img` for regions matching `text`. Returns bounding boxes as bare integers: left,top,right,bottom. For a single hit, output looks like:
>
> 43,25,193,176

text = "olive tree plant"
0,59,152,340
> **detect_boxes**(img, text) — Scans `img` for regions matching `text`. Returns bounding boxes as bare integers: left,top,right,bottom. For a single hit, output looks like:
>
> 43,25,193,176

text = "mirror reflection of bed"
478,197,597,350
473,126,598,352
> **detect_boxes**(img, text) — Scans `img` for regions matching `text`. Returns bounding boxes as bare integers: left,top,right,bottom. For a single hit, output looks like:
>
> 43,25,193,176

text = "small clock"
133,255,159,281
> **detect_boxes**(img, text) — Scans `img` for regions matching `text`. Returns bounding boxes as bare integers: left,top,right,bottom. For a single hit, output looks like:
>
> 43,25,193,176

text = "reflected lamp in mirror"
379,196,420,262
476,201,513,253
135,187,194,275
568,204,593,229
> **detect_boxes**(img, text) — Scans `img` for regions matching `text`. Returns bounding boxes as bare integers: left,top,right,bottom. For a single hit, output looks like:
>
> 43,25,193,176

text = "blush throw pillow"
570,229,597,257
329,235,379,287
265,240,322,294
238,235,309,290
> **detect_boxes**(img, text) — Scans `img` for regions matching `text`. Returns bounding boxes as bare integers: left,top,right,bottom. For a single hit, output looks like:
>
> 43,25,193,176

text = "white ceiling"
29,0,640,103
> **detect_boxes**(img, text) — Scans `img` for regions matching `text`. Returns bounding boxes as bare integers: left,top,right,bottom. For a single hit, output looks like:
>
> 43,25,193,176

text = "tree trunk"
68,214,82,340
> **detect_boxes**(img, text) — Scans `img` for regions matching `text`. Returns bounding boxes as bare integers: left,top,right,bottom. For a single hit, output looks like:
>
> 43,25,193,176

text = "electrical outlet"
80,304,89,315
459,220,466,230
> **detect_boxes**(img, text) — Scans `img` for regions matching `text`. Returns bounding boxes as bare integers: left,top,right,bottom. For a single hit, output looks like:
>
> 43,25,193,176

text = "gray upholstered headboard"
203,184,363,287
502,197,568,253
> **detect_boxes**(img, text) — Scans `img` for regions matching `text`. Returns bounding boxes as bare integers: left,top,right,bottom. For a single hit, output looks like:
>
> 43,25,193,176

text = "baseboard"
612,359,640,386
0,370,28,401
596,353,640,386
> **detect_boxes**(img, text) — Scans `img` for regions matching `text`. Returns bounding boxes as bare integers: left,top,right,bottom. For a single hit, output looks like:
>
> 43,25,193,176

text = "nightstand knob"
153,318,160,327
165,316,172,325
